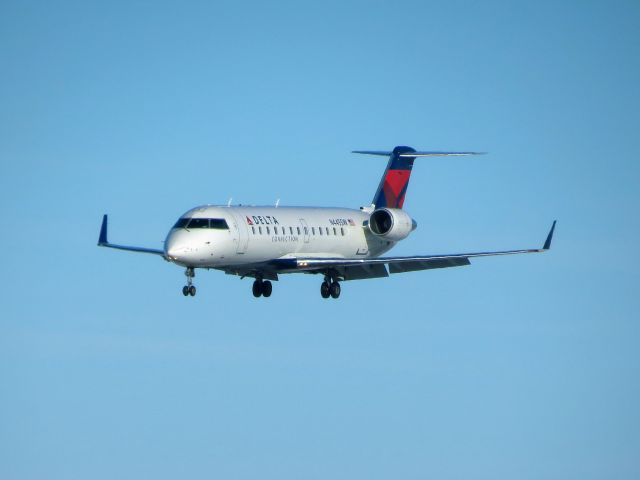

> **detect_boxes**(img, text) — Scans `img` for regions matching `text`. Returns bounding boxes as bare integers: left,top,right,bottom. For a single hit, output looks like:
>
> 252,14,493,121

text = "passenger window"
319,228,323,236
267,226,270,234
333,227,337,235
326,227,330,235
289,227,293,234
297,227,300,235
304,227,308,234
341,227,345,236
259,226,262,234
312,227,315,235
252,226,255,234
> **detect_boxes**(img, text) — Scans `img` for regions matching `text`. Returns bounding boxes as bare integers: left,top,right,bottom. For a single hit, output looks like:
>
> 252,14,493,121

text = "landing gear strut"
252,278,272,298
320,274,341,299
182,267,196,296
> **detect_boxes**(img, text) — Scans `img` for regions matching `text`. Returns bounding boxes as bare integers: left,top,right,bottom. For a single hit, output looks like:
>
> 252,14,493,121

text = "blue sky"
1,1,639,478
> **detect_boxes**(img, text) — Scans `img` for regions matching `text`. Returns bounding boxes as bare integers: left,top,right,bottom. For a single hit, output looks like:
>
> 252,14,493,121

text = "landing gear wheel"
262,280,272,298
329,281,341,299
182,267,196,297
320,281,330,298
252,279,263,297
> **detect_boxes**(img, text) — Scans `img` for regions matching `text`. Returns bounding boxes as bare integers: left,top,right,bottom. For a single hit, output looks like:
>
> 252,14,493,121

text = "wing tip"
98,214,108,245
543,220,557,250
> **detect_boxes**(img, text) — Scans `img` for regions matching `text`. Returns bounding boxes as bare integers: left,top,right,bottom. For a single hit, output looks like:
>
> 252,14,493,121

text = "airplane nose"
165,229,199,263
166,244,190,260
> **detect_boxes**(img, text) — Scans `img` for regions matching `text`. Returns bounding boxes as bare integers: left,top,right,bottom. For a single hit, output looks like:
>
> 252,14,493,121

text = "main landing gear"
182,267,196,297
252,278,273,298
320,275,341,299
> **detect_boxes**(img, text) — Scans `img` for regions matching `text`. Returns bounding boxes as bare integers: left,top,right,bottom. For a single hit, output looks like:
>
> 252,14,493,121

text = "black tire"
329,281,341,299
189,285,196,296
262,280,272,297
320,281,330,298
252,280,263,297
182,286,189,296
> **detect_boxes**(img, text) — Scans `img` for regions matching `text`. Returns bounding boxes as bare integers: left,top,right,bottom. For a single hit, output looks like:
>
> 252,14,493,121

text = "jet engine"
368,208,416,242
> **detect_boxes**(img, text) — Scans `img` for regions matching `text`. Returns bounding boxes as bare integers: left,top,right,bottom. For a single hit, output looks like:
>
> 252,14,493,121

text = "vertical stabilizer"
352,146,484,209
371,146,417,209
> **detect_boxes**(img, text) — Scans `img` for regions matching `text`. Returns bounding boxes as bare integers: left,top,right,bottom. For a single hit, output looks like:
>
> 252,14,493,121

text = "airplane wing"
266,221,557,280
97,215,165,256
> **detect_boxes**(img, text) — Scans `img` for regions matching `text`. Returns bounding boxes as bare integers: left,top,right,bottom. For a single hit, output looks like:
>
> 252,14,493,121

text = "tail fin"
369,146,417,209
353,146,485,209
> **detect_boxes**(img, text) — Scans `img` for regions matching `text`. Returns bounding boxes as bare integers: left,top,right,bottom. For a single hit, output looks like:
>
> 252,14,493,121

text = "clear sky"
1,1,639,478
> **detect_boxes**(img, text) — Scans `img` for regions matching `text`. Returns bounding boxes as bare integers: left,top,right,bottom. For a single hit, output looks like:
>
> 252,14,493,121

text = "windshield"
173,218,229,230
172,218,190,229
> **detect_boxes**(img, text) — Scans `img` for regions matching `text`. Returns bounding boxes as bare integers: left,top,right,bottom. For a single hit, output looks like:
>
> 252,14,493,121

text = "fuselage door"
299,218,310,243
231,211,249,254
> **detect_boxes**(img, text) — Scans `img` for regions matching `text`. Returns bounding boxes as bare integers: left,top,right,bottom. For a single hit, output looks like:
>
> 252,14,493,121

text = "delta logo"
246,215,280,226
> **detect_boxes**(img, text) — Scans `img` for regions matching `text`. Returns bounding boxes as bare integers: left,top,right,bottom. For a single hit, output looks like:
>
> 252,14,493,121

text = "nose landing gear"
182,267,196,296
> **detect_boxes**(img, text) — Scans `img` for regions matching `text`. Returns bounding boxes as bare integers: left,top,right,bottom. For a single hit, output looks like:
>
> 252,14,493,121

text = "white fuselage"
164,206,398,268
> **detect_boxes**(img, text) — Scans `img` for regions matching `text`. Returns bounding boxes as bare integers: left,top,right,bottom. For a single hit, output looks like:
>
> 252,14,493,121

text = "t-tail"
353,146,485,209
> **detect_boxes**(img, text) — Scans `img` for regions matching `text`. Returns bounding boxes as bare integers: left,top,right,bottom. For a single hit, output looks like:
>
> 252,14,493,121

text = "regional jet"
98,146,555,299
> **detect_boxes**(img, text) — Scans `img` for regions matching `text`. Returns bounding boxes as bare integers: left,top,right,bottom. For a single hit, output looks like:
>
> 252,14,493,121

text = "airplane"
98,146,556,299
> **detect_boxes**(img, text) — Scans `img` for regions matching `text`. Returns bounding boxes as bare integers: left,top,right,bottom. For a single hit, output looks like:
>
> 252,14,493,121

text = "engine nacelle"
368,208,416,242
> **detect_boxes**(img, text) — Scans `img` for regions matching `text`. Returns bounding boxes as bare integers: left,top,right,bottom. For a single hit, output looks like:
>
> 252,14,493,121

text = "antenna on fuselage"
275,198,280,208
227,198,232,207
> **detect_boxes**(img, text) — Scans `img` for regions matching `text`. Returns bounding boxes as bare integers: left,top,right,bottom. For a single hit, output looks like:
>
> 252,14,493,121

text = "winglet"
543,220,556,250
98,214,108,245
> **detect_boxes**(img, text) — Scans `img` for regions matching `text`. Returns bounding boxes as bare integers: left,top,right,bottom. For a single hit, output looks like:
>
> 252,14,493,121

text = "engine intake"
368,208,416,241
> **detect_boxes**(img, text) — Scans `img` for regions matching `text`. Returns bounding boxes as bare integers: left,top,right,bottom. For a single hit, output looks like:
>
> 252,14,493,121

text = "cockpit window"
209,219,228,229
173,218,190,229
187,218,209,229
173,217,229,230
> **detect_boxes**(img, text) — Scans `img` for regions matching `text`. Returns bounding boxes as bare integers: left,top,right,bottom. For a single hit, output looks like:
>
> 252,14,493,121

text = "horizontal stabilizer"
353,150,485,157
